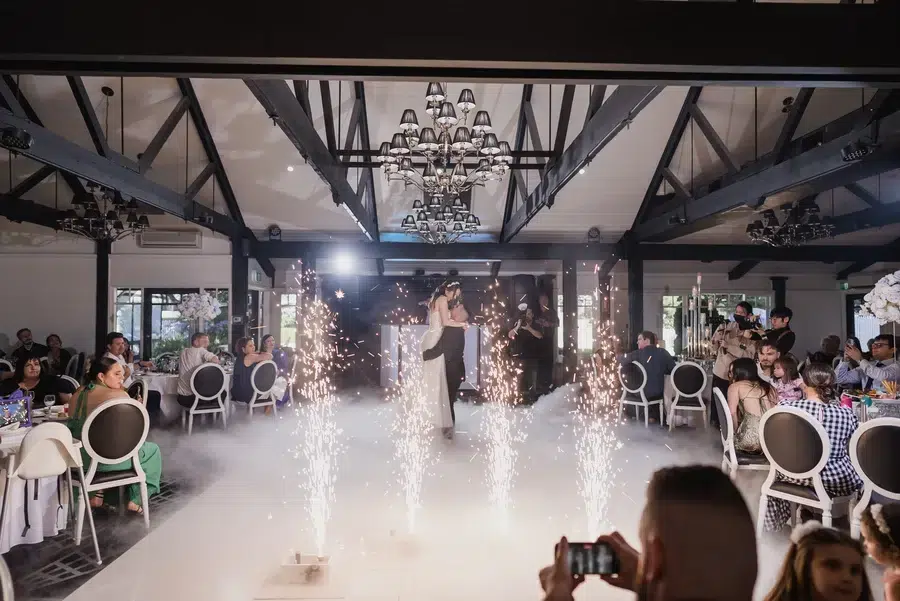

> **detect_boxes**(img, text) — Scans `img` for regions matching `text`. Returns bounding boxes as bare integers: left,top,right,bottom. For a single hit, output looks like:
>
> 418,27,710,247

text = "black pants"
146,390,161,414
445,360,464,425
518,357,539,403
712,375,729,426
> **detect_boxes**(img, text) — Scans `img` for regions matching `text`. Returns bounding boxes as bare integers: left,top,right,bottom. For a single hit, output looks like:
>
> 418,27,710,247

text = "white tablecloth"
0,429,70,554
137,372,232,424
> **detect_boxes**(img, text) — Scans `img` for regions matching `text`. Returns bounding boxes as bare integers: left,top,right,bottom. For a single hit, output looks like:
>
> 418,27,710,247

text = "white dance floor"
59,387,878,601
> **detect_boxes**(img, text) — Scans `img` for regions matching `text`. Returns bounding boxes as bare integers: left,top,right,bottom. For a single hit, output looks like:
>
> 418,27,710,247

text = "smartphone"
555,541,619,576
846,338,856,348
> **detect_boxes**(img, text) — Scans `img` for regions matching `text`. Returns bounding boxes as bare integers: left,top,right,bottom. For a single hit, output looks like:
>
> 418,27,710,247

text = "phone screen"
557,542,618,575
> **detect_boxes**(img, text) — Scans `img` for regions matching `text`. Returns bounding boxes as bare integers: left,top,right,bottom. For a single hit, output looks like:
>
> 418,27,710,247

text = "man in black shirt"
422,302,468,425
762,306,796,356
2,328,49,381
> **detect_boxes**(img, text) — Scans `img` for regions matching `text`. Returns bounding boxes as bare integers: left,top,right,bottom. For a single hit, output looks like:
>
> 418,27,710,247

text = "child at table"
773,355,803,402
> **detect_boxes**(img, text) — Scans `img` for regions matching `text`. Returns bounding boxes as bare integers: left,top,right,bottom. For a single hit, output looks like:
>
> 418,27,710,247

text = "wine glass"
43,394,56,412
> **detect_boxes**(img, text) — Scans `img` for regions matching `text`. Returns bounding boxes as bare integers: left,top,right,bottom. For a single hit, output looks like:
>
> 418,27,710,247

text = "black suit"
422,327,465,425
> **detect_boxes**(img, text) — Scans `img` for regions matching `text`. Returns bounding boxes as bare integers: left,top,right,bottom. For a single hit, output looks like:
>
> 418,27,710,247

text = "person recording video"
509,305,544,403
710,301,759,425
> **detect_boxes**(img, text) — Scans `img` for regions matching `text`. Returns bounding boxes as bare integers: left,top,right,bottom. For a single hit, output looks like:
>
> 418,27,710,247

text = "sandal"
89,491,104,508
127,501,144,515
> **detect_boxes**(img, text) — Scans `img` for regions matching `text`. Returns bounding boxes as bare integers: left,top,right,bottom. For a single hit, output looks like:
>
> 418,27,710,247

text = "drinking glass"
44,395,56,410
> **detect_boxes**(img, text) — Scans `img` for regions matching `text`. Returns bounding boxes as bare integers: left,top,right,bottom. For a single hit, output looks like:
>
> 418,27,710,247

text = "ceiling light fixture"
378,82,506,243
58,183,150,242
287,165,294,172
746,198,835,247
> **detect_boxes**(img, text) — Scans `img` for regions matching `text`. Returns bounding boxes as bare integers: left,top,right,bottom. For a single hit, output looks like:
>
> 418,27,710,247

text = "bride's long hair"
429,281,461,310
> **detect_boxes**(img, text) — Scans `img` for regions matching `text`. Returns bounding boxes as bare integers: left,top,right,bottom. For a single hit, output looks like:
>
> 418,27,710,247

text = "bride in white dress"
421,281,467,439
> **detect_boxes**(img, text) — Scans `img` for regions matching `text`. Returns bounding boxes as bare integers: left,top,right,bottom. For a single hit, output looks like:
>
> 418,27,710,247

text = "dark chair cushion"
193,365,226,398
619,363,646,391
253,362,277,392
763,412,823,474
79,468,138,485
736,450,769,466
856,425,900,495
770,480,820,501
673,364,705,396
673,397,703,407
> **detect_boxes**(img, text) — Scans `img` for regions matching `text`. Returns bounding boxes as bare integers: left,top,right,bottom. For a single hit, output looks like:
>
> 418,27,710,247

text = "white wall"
0,254,96,354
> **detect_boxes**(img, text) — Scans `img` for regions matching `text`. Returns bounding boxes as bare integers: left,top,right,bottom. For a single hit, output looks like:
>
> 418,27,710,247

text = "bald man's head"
637,466,757,601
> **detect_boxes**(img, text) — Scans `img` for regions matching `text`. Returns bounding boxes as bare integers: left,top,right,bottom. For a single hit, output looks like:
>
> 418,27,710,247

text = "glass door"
141,288,198,359
846,293,880,351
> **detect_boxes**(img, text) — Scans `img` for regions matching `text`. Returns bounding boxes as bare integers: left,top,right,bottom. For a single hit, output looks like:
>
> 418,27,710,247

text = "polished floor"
5,388,883,601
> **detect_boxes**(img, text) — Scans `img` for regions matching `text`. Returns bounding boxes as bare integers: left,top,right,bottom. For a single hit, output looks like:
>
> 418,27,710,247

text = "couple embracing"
420,281,468,440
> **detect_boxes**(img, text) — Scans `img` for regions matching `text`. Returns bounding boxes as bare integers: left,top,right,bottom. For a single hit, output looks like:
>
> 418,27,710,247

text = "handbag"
0,388,33,428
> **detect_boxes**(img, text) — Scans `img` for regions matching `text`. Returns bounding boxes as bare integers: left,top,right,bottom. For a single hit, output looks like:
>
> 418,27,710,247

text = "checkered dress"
763,399,863,532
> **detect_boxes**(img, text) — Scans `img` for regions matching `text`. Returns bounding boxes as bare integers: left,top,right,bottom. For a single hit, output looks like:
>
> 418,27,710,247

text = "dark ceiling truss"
844,182,881,207
584,86,607,126
138,96,189,173
727,260,760,281
501,85,662,243
257,240,900,264
633,91,900,243
834,236,900,280
244,78,378,241
4,4,900,85
0,77,274,277
66,77,140,173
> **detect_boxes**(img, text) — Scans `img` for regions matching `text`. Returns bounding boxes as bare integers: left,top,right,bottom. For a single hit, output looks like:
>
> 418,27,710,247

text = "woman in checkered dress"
763,362,862,532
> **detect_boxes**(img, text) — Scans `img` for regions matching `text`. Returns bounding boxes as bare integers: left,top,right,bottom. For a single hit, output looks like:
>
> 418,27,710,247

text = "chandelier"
377,82,513,243
746,198,835,247
58,184,150,242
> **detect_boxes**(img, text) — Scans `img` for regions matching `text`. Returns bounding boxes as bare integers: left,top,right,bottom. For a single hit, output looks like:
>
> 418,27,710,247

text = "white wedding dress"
421,308,453,430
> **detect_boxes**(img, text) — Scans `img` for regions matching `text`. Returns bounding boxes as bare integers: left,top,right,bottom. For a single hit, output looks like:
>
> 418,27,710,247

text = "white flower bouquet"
859,270,900,325
178,290,222,321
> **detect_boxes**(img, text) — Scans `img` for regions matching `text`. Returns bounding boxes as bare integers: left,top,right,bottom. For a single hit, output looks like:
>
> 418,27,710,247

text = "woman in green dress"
67,356,162,514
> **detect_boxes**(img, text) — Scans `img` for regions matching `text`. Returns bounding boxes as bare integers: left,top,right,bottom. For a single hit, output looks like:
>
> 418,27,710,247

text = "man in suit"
422,302,468,426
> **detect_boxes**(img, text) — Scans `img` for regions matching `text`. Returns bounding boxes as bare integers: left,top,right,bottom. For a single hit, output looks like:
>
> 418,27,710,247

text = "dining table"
0,413,75,554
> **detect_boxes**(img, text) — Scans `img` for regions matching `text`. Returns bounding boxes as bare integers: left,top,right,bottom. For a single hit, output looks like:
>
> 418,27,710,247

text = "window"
660,292,772,356
147,290,193,357
280,293,299,350
847,293,880,351
206,289,230,353
557,294,595,352
115,289,143,356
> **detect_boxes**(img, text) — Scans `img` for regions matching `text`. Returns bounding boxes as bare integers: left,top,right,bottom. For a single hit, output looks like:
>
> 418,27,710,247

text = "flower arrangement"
178,290,222,321
859,270,900,325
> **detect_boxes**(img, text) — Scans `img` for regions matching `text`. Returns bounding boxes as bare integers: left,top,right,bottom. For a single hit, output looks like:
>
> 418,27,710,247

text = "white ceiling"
0,77,893,249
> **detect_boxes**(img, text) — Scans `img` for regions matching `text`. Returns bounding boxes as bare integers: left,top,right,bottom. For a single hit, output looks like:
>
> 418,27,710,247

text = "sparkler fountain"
282,271,342,586
387,287,437,535
480,282,530,531
574,283,622,538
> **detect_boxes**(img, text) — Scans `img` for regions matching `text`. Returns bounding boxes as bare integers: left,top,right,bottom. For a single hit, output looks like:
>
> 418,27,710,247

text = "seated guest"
261,334,290,406
802,334,842,372
176,332,220,409
727,357,776,454
231,337,273,404
836,334,900,393
618,331,676,404
68,357,161,514
44,333,72,376
772,355,803,401
764,523,873,601
762,306,796,355
11,328,49,365
757,340,780,383
539,465,757,601
763,363,862,532
0,356,72,406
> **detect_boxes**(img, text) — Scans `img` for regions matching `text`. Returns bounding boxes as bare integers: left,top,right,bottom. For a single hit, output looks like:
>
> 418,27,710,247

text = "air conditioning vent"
137,230,202,249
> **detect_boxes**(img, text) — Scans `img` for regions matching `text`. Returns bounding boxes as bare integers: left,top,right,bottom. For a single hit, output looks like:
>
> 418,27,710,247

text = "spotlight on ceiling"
0,126,34,151
335,252,354,274
841,140,875,162
287,165,294,172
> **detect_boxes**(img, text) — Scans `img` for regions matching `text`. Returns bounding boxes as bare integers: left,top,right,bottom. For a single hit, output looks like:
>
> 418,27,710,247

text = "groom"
422,301,467,425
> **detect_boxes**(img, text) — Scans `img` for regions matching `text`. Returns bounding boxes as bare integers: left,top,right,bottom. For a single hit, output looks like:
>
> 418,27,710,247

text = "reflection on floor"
3,389,884,601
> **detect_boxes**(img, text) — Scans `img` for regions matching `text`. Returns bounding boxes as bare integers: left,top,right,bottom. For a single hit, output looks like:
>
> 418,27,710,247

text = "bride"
422,281,467,439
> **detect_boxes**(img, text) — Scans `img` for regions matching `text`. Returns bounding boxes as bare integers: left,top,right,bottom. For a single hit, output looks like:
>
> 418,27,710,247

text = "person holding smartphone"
538,465,757,601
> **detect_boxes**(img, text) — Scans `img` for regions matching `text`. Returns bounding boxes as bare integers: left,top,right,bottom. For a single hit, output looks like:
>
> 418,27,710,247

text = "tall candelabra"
685,273,714,360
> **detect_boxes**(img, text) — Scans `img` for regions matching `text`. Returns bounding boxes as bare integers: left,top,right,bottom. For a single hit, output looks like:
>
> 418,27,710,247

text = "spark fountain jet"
480,282,530,531
386,288,437,534
575,321,622,538
293,277,342,557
